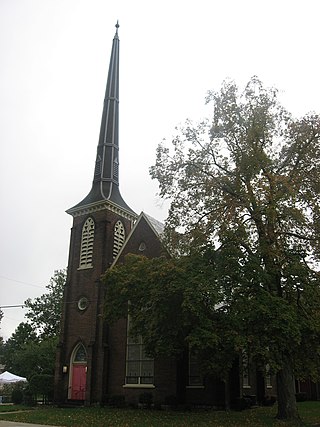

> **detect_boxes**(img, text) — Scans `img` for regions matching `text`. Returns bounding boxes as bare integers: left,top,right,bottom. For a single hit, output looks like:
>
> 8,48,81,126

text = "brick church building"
54,24,276,407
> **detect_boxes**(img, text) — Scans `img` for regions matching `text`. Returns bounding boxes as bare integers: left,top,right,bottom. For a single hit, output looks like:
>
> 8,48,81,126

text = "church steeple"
68,23,135,216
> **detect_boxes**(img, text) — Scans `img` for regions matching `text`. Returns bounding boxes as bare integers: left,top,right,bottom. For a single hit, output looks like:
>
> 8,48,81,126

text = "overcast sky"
1,0,320,340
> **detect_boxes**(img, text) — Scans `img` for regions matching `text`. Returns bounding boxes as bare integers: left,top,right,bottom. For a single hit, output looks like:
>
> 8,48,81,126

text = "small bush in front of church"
138,392,153,408
107,394,125,407
11,388,24,404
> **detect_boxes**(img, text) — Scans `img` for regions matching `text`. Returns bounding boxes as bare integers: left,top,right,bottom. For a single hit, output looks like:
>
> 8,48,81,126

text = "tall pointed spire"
68,23,135,216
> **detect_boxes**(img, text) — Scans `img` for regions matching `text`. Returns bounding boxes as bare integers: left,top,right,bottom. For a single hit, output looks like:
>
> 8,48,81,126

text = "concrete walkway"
0,422,61,427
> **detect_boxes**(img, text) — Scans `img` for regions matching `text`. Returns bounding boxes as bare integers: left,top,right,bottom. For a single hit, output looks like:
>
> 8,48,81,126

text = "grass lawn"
0,402,319,426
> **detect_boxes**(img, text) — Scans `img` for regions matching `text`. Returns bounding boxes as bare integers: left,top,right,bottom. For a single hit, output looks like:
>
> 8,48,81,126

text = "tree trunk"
224,378,230,410
276,358,300,421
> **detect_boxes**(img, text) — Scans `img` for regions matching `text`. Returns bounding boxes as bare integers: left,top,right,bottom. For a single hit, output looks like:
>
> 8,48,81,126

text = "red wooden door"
71,364,87,400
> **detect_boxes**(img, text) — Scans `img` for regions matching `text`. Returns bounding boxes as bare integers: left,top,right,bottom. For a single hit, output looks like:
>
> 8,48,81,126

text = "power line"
0,305,25,309
1,300,99,308
0,275,44,289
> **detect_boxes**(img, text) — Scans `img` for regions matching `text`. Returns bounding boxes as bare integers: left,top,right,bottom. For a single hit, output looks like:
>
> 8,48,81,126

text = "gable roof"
111,212,166,266
143,213,165,237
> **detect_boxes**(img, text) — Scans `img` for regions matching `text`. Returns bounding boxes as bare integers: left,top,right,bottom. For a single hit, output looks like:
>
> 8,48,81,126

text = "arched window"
73,343,87,363
242,350,250,388
79,217,95,269
113,220,125,258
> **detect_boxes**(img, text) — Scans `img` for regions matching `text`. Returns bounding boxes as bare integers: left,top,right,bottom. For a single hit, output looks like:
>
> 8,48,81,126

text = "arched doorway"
70,343,87,400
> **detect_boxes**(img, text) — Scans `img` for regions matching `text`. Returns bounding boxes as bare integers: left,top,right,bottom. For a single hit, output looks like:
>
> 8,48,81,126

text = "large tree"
150,77,320,420
105,77,320,421
0,308,3,353
24,269,66,339
3,322,57,377
3,269,66,378
105,252,243,384
3,322,38,374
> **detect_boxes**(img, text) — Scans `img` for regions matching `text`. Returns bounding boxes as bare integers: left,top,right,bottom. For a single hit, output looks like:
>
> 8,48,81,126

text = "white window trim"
113,220,125,259
242,350,250,388
78,265,93,271
186,385,205,389
125,315,154,387
188,348,204,387
123,384,155,389
79,217,95,269
266,364,272,388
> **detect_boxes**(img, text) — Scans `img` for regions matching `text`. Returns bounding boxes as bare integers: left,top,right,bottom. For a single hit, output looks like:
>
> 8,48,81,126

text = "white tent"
0,371,27,384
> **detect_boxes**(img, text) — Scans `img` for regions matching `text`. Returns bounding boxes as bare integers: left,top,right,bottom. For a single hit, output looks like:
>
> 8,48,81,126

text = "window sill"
267,385,273,389
78,266,93,270
123,384,155,389
186,385,205,389
242,385,251,389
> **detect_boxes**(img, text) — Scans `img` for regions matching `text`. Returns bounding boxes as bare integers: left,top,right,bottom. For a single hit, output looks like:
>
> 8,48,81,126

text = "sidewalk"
0,422,62,427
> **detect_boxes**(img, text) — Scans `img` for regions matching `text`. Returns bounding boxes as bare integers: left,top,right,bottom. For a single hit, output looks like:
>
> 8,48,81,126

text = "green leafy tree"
105,77,320,421
24,269,66,339
0,335,4,367
10,337,58,378
3,322,38,374
29,373,54,403
3,270,66,379
105,253,241,381
0,308,3,357
149,76,320,420
3,323,57,378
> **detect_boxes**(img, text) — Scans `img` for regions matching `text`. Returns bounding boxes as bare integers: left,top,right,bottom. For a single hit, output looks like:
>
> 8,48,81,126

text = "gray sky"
1,0,320,340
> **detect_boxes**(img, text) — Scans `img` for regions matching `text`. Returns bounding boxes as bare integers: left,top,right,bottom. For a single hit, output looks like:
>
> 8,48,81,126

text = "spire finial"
115,20,119,34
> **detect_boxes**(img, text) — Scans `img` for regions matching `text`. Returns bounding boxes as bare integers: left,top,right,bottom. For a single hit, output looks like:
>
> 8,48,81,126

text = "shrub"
296,392,308,402
107,395,125,407
23,385,37,406
234,397,251,411
164,395,178,406
29,374,53,404
2,382,26,404
139,392,153,408
263,395,277,406
11,388,23,404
